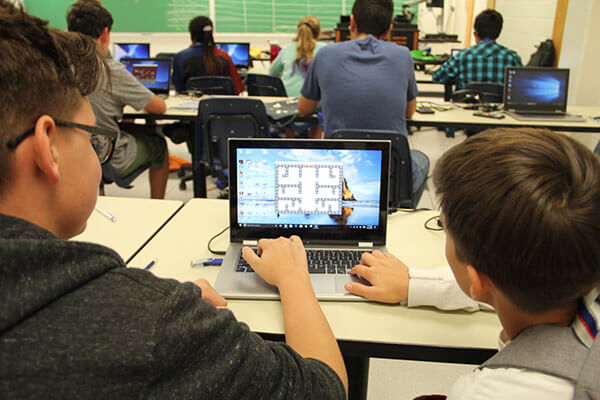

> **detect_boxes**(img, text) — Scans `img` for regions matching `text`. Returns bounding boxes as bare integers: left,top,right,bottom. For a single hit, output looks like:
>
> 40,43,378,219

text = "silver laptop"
503,67,584,122
214,138,391,301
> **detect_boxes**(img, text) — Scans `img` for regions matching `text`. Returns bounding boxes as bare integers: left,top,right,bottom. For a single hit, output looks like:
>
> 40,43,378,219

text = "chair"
192,97,270,197
185,76,235,95
245,73,287,97
98,161,151,196
451,81,504,104
331,129,425,209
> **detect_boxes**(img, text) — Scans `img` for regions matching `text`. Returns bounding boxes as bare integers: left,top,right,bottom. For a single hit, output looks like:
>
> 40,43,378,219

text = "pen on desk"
94,206,116,222
144,260,156,270
191,258,223,267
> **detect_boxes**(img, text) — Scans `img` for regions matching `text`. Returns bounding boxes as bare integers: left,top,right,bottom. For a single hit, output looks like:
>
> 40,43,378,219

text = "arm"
432,58,458,85
406,98,416,119
298,96,318,116
243,236,348,396
144,95,167,114
269,51,284,77
222,52,245,95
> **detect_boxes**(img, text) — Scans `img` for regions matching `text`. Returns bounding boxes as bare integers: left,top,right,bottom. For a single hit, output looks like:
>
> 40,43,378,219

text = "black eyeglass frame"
6,119,118,164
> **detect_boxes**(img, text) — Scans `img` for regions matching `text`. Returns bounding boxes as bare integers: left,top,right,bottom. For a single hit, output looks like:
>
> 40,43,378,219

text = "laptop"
113,43,150,63
503,67,585,122
450,48,462,58
120,57,172,98
215,42,250,69
214,138,391,301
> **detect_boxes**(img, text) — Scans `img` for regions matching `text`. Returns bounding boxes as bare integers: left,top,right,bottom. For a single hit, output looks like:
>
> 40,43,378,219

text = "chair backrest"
246,73,287,97
331,129,414,209
196,98,270,174
186,76,235,95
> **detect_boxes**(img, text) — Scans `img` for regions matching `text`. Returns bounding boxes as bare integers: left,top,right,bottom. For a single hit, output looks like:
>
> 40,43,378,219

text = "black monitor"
120,58,172,95
113,43,150,63
215,43,250,69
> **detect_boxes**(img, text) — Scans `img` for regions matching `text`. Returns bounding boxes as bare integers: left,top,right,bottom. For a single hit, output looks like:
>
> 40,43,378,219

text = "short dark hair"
0,0,104,194
66,2,113,39
433,128,600,313
351,0,393,38
474,9,503,40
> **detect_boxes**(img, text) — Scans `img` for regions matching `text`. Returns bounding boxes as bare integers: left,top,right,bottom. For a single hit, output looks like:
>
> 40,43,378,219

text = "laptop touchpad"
310,276,336,294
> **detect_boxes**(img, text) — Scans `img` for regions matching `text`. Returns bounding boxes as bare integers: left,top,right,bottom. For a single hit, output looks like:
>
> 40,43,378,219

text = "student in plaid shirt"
433,9,522,90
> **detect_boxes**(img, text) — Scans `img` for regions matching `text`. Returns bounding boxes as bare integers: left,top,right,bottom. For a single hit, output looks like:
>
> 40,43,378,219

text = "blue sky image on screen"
121,59,170,90
236,148,382,227
216,43,249,66
511,71,567,104
113,43,149,63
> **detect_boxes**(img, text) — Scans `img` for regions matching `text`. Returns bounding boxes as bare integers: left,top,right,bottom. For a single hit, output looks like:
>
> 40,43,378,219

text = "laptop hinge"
358,242,374,248
243,240,258,246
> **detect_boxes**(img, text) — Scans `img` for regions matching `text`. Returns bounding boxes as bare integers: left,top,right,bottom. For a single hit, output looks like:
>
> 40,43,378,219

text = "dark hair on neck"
474,9,503,40
351,0,393,38
0,0,106,194
433,128,600,313
188,15,219,75
66,2,113,39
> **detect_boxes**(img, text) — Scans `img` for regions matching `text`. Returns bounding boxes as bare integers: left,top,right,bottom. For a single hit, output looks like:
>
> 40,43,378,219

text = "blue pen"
191,258,223,267
144,260,155,270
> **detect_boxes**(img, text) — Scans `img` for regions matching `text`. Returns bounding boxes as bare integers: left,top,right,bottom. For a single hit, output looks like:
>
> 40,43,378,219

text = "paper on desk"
170,101,199,110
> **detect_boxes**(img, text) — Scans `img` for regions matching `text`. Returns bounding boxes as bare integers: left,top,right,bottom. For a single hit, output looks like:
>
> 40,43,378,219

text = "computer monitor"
113,43,150,63
215,43,250,69
451,48,462,58
503,67,570,114
120,58,172,95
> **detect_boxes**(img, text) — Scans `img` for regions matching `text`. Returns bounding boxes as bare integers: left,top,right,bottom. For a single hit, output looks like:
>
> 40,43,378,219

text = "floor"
101,126,477,399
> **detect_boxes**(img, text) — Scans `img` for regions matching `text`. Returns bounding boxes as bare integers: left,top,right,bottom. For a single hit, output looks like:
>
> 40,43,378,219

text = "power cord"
424,215,443,231
388,207,432,214
208,226,230,255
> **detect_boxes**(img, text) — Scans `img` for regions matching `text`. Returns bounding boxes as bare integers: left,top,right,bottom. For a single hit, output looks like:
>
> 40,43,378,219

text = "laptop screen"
113,43,150,63
215,43,250,68
504,67,570,113
229,139,390,245
120,58,172,94
451,49,462,58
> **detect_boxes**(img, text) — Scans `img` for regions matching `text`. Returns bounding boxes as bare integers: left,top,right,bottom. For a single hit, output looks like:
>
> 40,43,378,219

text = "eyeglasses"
6,119,118,164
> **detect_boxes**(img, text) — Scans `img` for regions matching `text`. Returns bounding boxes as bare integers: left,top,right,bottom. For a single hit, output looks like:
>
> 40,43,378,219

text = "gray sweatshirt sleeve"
143,282,345,400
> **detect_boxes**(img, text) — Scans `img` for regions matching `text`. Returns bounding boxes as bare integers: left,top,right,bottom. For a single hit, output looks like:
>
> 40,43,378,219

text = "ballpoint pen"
144,260,156,270
94,206,116,222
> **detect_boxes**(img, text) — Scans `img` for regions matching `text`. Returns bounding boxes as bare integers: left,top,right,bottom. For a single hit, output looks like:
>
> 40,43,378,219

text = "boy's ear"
466,265,491,301
32,115,60,185
350,14,357,33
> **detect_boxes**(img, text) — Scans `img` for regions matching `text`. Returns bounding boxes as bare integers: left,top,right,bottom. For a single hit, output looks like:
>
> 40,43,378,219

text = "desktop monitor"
215,43,250,68
113,43,150,63
451,48,462,58
120,58,172,95
503,67,570,113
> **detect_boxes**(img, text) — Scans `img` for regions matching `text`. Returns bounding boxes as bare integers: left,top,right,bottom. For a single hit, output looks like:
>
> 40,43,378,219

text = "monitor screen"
451,49,462,58
504,67,569,112
120,58,171,93
215,43,250,68
113,43,150,63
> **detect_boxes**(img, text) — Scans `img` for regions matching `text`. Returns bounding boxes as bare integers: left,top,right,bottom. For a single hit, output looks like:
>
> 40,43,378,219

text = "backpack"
527,39,555,67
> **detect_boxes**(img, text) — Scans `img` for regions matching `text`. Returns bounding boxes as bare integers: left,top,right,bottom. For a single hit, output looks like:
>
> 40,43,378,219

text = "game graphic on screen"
113,43,150,63
506,68,568,106
236,148,383,228
216,43,250,67
120,58,170,91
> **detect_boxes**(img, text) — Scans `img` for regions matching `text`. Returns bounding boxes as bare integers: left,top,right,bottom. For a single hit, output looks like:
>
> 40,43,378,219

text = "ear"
382,23,393,40
466,265,490,301
350,14,358,34
32,115,60,185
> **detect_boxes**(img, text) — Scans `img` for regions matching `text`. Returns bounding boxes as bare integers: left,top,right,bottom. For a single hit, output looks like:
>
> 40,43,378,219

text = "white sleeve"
407,267,493,312
447,367,574,400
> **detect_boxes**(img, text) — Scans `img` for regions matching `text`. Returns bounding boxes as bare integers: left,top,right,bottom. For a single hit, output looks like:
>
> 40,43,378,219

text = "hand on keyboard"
242,235,309,288
345,250,410,304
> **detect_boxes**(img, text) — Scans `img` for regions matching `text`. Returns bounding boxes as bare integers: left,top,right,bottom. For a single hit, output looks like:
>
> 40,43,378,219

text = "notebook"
503,67,585,122
213,138,391,301
120,57,172,97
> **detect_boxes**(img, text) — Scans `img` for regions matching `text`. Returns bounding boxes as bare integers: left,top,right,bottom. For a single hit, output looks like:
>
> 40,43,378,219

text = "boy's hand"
345,250,410,303
193,278,228,308
242,235,309,288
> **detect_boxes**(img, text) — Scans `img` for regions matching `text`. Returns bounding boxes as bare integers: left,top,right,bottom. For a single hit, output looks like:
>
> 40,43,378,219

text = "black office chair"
185,76,235,95
245,73,287,97
192,97,270,197
99,161,151,196
331,129,424,209
451,81,504,104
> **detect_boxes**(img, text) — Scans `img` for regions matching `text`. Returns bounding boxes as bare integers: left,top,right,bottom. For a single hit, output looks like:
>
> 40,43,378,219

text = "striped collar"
572,286,600,348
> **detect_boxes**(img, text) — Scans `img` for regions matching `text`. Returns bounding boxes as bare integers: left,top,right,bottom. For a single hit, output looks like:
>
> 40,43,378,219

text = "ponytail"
201,24,218,76
292,16,320,77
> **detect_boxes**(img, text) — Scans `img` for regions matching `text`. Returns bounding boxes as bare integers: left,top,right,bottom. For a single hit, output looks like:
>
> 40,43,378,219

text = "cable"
208,226,230,255
424,214,443,231
388,207,432,214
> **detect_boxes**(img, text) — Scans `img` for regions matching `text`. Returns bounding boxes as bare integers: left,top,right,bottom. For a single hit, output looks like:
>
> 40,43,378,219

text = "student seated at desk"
339,128,599,399
67,2,169,199
0,3,346,399
172,16,244,95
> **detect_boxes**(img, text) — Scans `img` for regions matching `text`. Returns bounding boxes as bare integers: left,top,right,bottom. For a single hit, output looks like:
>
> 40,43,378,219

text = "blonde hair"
294,16,320,69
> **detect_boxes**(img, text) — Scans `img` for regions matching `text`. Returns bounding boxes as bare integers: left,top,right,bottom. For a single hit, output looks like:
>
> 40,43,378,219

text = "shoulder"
214,47,232,61
448,367,574,400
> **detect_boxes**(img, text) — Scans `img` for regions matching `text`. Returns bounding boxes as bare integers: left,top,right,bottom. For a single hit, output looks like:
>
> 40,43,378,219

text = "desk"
72,196,183,263
129,198,501,399
410,102,600,133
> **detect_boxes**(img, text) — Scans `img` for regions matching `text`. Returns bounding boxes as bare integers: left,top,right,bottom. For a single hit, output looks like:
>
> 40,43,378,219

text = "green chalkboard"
24,0,209,32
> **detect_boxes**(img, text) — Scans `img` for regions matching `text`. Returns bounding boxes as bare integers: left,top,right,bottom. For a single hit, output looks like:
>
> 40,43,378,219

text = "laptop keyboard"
236,249,365,274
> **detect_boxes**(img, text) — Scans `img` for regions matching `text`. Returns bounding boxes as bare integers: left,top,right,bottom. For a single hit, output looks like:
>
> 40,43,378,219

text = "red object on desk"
270,43,281,62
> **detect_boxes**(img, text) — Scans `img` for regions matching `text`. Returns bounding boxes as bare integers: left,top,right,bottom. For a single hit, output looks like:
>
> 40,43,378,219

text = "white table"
73,196,183,263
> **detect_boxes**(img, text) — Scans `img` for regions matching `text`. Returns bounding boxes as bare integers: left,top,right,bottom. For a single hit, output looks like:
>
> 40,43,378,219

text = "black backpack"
527,39,555,67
